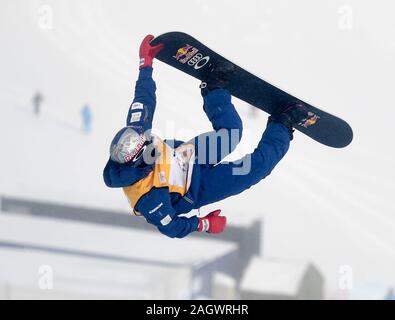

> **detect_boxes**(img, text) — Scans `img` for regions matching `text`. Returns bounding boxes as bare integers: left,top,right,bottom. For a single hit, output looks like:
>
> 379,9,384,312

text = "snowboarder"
103,35,309,238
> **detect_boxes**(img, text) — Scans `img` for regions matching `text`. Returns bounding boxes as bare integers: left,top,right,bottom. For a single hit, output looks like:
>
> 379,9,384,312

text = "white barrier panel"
212,272,237,300
0,249,191,300
240,257,324,300
0,214,238,299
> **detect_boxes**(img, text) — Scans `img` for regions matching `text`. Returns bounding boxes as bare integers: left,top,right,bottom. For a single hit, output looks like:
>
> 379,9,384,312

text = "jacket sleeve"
135,188,199,239
126,67,156,133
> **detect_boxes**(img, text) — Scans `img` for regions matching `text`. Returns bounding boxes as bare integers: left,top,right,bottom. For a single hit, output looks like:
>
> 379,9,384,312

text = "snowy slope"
1,0,395,298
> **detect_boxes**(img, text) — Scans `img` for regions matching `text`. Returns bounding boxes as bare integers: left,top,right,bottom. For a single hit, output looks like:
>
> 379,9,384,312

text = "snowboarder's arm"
136,188,199,239
126,35,164,132
158,214,199,239
127,67,157,132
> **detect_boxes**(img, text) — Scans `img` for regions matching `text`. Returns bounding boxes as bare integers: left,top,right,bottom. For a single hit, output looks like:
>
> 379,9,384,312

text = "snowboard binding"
200,61,235,96
269,103,310,140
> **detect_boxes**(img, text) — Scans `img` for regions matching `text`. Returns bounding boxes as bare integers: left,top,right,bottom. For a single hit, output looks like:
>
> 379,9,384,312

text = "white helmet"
110,127,151,166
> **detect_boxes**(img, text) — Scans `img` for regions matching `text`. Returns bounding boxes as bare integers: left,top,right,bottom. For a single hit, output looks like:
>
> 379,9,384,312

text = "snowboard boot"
268,103,309,140
200,61,235,97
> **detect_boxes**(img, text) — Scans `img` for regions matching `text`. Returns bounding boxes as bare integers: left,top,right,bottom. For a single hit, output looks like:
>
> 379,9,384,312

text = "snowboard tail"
152,32,353,148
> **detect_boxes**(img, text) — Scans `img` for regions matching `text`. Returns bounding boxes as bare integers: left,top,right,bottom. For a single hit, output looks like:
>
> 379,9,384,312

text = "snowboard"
151,32,353,148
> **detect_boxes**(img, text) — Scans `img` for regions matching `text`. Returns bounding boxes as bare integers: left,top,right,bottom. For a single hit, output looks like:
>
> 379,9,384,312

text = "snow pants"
184,89,291,209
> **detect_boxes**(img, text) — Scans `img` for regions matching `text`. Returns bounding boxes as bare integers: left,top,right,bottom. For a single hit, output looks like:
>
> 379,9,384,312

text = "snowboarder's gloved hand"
268,103,309,140
200,61,235,97
198,210,227,234
139,35,164,70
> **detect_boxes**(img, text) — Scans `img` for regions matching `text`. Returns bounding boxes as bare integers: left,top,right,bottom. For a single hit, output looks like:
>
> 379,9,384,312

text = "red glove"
198,210,227,234
139,35,164,69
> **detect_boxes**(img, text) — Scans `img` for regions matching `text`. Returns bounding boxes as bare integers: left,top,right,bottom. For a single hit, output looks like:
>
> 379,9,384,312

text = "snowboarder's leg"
187,62,242,165
191,89,243,165
193,122,290,208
